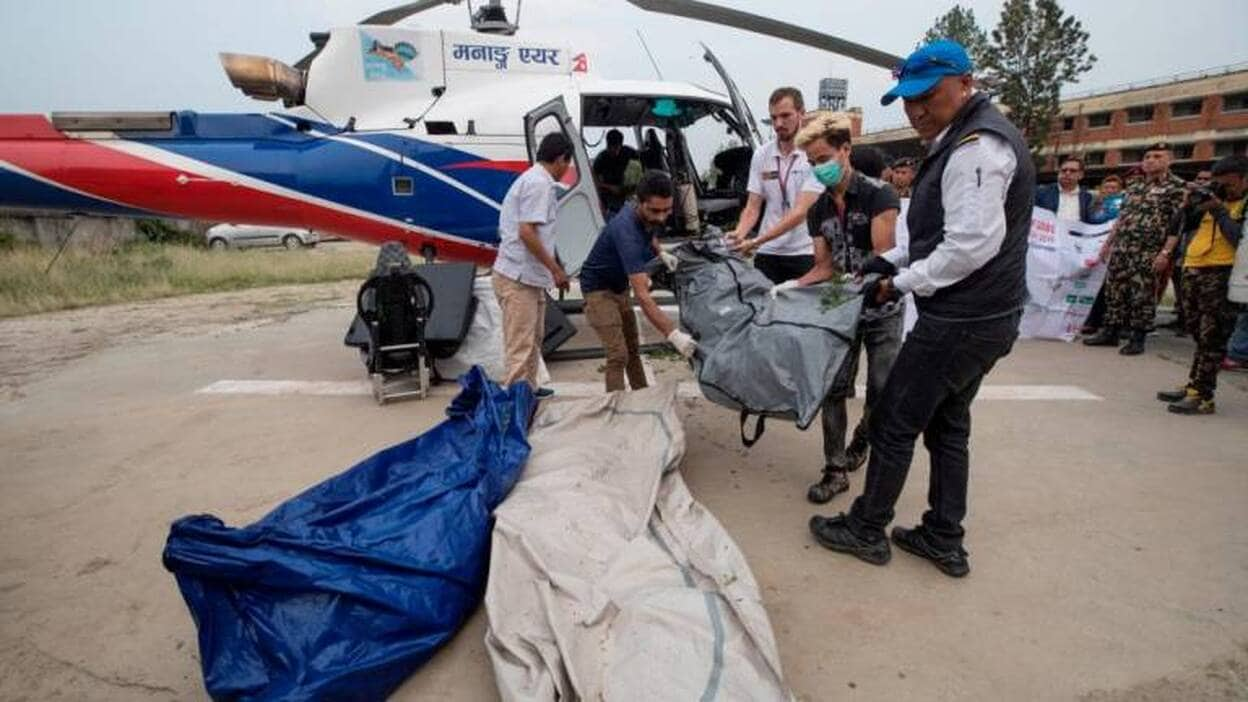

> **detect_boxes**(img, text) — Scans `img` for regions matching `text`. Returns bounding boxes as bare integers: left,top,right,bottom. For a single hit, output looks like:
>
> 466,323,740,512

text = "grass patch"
0,243,378,318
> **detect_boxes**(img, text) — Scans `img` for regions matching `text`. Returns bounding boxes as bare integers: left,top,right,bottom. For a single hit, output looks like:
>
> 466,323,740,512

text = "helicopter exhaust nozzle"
220,53,307,107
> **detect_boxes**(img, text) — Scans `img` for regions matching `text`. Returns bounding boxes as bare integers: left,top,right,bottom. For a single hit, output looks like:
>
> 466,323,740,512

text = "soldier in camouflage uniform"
1084,143,1187,355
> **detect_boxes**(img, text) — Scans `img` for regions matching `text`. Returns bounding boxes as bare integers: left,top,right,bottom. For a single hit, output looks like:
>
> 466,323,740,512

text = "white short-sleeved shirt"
747,139,823,256
493,164,559,287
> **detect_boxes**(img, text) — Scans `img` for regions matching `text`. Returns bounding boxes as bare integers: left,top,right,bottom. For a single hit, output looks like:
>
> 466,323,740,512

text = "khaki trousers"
492,271,546,389
585,290,647,392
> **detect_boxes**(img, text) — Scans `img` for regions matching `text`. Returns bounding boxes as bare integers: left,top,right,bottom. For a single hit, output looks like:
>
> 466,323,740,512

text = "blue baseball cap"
881,40,973,106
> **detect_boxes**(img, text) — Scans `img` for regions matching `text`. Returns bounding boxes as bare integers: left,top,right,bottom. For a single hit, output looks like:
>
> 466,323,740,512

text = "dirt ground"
1,282,1246,701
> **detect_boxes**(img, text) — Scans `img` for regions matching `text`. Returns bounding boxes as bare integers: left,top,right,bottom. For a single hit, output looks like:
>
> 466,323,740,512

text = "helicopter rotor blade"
623,0,903,71
293,0,465,71
360,0,465,26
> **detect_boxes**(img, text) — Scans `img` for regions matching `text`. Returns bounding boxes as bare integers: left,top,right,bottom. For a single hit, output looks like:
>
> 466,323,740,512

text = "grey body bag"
668,240,864,446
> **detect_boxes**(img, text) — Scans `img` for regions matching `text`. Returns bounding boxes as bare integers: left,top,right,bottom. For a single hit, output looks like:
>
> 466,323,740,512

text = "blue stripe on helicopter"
121,114,519,244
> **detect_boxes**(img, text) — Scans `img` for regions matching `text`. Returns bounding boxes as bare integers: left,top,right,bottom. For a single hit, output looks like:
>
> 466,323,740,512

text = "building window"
392,176,414,196
1214,139,1248,157
1223,92,1248,113
1062,116,1075,131
1120,148,1144,164
1126,106,1154,123
1170,98,1203,118
1087,112,1113,128
1172,143,1195,160
1084,151,1105,166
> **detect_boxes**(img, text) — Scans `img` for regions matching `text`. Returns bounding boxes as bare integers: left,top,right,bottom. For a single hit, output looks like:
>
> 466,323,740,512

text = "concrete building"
856,63,1248,182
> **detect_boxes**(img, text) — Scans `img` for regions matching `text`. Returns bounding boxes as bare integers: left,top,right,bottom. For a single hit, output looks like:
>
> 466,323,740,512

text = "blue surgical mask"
813,160,844,187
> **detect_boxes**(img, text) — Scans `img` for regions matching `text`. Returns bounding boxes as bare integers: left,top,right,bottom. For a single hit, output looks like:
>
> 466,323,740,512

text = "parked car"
205,224,319,250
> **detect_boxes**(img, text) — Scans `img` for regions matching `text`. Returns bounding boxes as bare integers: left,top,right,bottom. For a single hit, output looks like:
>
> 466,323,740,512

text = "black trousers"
847,311,1020,549
754,253,814,285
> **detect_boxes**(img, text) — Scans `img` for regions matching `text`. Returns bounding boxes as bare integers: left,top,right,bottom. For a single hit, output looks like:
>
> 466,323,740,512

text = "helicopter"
0,0,901,273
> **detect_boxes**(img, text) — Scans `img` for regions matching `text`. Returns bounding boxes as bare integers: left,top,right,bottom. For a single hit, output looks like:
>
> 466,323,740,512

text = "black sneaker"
1168,395,1216,415
809,514,890,565
1082,328,1120,346
806,469,849,504
1156,386,1195,403
891,525,970,578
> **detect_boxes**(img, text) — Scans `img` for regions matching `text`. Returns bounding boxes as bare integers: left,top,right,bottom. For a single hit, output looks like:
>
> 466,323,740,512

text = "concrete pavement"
1,289,1245,700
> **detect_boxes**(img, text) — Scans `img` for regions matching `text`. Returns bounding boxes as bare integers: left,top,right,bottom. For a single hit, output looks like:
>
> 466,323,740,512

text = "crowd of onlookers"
1035,148,1247,415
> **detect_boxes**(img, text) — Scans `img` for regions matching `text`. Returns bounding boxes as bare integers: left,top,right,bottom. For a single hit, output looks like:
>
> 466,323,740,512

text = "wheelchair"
356,262,435,405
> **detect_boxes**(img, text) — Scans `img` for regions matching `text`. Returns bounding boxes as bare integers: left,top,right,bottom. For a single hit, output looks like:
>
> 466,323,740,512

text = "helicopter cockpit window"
582,97,747,194
392,176,414,196
581,95,750,228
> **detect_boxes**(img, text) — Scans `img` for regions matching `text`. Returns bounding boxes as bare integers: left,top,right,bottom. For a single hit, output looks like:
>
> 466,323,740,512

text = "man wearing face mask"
807,41,1034,578
770,111,902,504
727,87,825,284
579,170,696,392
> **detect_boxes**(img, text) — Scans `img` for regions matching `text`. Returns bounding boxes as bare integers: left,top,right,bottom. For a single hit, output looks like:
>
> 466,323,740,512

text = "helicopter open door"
524,97,604,276
701,43,762,150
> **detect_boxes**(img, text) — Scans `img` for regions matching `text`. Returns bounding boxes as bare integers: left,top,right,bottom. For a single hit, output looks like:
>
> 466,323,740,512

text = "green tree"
980,0,1096,154
922,5,989,69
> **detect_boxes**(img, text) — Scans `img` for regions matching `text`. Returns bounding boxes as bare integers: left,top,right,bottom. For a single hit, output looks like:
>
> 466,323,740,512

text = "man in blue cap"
808,40,1035,577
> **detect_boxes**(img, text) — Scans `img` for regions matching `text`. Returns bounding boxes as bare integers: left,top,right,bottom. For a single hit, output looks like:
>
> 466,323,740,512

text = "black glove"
859,255,898,278
860,277,901,308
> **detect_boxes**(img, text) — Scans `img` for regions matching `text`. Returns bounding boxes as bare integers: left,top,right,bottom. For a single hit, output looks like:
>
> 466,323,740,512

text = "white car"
206,224,319,250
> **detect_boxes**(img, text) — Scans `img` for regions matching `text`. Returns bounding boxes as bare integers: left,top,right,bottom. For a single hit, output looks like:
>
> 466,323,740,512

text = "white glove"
659,250,680,272
768,279,801,299
667,329,697,359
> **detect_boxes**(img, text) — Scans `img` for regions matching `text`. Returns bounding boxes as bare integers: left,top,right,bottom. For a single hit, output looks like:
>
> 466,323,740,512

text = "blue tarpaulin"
162,367,534,701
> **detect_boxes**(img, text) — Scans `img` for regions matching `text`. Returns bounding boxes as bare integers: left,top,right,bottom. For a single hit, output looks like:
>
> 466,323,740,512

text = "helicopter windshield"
581,94,750,231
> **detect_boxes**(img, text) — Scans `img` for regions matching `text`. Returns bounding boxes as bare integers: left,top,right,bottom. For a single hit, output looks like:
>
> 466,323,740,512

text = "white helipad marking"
196,380,372,396
971,385,1102,401
852,384,1100,400
195,380,1101,402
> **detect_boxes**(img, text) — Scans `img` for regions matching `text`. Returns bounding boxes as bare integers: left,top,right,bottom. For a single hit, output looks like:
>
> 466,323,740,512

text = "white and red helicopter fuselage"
0,25,757,271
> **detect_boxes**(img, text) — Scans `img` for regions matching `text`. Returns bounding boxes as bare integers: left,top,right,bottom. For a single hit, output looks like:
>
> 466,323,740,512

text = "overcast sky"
2,0,1246,134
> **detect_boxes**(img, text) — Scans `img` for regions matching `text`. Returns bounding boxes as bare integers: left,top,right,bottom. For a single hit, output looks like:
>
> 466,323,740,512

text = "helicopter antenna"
635,29,664,80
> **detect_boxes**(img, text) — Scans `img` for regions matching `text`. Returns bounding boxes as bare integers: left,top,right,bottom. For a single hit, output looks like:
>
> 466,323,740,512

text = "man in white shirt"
727,87,824,284
809,40,1034,579
492,132,573,394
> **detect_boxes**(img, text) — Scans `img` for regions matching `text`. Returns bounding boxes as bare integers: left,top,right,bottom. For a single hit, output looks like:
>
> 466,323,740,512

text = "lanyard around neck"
775,152,797,210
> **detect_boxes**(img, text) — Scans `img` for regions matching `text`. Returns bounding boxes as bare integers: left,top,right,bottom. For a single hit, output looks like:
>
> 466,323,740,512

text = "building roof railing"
1060,61,1248,101
860,61,1248,137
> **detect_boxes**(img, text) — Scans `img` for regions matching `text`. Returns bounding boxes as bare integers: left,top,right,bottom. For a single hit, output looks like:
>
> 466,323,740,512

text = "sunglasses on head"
892,56,963,80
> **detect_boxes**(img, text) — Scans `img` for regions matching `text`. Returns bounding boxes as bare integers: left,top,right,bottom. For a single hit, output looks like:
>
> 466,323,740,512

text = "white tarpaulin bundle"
438,275,551,384
484,385,792,701
1020,207,1115,341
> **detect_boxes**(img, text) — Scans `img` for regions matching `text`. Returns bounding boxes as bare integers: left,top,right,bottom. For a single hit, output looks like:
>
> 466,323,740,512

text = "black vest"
906,93,1035,320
